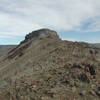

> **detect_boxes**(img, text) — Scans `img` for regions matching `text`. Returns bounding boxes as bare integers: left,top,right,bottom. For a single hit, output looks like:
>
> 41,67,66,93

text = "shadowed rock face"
22,29,59,43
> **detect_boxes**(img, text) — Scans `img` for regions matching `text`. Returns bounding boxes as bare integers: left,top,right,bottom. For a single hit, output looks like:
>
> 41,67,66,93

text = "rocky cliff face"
0,29,100,100
21,28,59,43
7,29,60,59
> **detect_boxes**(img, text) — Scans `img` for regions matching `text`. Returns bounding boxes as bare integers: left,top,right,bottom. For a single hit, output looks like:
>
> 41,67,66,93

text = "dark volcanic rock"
21,28,59,43
78,73,90,83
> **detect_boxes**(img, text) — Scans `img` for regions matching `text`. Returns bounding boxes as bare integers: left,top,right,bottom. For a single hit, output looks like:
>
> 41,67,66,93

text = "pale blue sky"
1,31,100,44
0,0,100,44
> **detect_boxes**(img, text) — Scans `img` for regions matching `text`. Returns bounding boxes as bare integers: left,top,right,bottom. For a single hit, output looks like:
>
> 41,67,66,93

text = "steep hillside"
0,45,16,57
0,29,100,100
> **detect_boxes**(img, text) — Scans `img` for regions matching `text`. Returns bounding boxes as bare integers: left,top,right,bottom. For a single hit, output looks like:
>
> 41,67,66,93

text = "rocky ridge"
0,29,100,100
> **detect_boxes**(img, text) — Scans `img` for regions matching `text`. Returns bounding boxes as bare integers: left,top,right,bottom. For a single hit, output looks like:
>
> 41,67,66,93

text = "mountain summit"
8,29,60,59
22,28,59,43
0,29,100,100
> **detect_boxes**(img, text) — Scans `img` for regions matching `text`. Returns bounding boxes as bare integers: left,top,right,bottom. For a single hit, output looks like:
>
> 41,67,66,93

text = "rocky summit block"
23,28,59,43
7,29,59,59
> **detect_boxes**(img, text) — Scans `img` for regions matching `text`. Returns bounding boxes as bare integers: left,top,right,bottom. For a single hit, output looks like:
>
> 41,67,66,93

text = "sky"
0,0,100,44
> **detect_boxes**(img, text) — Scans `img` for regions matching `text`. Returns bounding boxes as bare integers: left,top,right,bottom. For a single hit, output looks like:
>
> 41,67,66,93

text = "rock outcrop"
0,29,100,100
7,29,59,59
21,28,59,43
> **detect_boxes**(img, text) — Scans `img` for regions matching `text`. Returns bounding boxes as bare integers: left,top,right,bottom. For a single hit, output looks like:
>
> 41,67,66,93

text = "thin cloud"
0,0,100,43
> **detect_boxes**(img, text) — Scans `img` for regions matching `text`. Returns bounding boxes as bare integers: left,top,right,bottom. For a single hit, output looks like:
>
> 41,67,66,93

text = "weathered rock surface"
0,29,100,100
21,28,59,43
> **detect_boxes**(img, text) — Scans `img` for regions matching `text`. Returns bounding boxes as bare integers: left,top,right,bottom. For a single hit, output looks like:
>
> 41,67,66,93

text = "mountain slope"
0,45,16,57
0,29,100,100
